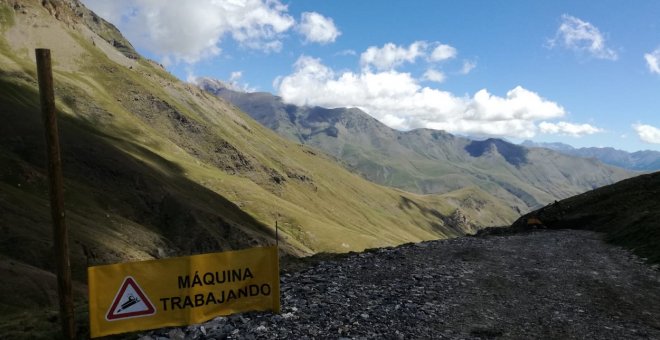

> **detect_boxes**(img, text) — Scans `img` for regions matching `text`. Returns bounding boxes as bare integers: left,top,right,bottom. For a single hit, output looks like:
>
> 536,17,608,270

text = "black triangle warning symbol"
105,276,156,321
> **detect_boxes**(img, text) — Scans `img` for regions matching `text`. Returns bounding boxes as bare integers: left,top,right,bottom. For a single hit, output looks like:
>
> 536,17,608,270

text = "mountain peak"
195,77,232,92
195,76,256,94
35,0,140,59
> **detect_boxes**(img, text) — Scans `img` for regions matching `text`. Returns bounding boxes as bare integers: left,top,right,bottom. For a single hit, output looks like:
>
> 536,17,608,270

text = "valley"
0,0,510,322
203,80,634,215
0,1,658,339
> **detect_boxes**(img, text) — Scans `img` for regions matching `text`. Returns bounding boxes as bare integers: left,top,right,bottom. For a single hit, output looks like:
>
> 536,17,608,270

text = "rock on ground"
143,230,660,339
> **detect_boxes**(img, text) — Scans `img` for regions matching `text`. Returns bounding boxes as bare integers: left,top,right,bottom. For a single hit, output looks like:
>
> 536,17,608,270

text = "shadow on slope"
465,139,528,166
503,172,660,264
399,196,474,235
0,76,276,316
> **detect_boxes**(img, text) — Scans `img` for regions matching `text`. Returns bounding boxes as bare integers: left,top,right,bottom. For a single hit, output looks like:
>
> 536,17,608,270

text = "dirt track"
146,229,660,339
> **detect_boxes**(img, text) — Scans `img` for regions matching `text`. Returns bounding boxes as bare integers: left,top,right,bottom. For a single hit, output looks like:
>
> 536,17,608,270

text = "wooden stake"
275,220,279,248
36,48,75,340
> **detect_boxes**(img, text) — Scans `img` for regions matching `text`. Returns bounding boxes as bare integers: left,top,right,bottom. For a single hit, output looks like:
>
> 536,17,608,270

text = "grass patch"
513,172,660,264
0,4,14,31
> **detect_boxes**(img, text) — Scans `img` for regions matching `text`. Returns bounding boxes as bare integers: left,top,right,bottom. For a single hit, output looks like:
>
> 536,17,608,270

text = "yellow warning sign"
88,246,280,338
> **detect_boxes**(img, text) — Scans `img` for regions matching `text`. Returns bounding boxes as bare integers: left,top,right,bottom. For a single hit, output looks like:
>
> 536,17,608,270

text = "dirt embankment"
508,171,660,264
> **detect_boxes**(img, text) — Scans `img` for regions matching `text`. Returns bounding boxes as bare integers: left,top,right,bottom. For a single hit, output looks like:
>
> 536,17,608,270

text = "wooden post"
36,48,75,340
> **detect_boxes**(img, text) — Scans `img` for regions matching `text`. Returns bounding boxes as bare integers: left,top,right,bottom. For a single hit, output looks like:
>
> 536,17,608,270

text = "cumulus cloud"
549,14,617,60
276,56,597,139
297,12,341,44
644,48,660,74
359,41,461,71
634,124,660,144
430,44,457,61
423,69,445,83
360,41,427,71
468,87,566,121
538,121,602,137
82,0,294,63
426,119,539,139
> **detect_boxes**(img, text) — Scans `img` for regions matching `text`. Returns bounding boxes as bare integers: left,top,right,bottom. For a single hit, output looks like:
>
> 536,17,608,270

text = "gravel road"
143,229,660,339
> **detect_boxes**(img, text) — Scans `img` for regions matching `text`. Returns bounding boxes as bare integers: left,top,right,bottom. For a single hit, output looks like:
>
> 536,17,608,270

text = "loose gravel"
141,229,660,339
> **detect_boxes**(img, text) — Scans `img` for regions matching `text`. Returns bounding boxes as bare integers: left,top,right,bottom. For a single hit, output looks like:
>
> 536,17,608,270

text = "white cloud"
360,41,428,71
427,119,539,139
634,124,660,144
185,67,198,83
644,48,660,74
538,121,602,137
430,44,457,61
359,41,460,71
82,0,294,63
227,71,257,92
229,71,243,83
460,60,477,74
469,87,566,121
297,12,340,44
423,69,445,83
276,56,591,139
549,14,617,60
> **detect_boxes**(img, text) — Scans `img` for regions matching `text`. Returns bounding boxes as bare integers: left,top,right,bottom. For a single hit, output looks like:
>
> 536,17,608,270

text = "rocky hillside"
522,140,660,171
510,170,660,263
0,0,529,328
202,81,635,214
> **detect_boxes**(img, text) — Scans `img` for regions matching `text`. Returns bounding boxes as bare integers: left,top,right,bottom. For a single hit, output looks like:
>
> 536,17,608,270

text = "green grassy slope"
510,171,660,264
0,0,517,326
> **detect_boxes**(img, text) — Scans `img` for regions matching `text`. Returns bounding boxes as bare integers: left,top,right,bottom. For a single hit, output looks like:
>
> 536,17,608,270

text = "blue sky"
83,0,660,151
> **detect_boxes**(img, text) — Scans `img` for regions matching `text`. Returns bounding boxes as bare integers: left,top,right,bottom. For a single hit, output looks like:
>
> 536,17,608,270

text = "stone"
167,329,185,340
143,230,660,339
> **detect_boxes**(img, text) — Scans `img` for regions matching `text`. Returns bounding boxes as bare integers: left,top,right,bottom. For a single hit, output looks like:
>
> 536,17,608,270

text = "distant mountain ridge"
201,79,635,213
522,140,660,171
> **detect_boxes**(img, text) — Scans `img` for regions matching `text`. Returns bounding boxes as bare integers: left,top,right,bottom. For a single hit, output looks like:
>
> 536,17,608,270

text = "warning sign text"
88,246,279,338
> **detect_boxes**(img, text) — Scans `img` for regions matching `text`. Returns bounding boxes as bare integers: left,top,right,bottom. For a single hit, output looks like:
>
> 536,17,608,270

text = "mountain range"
200,79,635,214
521,140,660,171
0,1,655,338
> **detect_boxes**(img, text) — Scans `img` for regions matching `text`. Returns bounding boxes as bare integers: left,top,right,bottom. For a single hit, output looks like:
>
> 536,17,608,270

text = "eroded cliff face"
9,0,138,57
